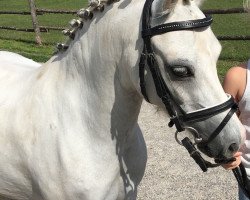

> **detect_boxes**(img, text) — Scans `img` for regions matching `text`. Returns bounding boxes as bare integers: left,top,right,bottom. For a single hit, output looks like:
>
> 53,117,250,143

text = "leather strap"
142,15,213,38
199,103,238,146
233,164,250,198
181,96,237,123
146,52,185,131
182,137,237,172
139,51,149,102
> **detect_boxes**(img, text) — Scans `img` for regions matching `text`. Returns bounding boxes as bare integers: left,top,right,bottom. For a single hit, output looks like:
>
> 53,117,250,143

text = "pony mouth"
197,144,214,158
198,144,235,162
197,145,236,166
214,156,236,165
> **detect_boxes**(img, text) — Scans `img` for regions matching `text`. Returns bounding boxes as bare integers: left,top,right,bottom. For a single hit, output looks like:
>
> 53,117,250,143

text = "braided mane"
56,0,119,52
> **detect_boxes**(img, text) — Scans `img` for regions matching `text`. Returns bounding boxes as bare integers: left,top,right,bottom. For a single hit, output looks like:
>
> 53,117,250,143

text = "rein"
139,0,250,197
233,164,250,198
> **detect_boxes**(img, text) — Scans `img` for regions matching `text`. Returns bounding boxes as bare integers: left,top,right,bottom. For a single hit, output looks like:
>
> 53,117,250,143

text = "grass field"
0,0,249,78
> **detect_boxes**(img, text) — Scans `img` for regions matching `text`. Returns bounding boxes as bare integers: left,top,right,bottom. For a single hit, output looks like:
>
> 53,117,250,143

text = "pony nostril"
228,143,238,153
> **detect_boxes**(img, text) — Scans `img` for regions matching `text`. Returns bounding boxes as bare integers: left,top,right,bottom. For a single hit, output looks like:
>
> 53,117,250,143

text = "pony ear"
152,0,205,16
193,0,205,7
152,0,178,16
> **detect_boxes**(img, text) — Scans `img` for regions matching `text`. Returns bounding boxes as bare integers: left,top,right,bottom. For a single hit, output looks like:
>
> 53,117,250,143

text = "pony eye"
170,66,193,78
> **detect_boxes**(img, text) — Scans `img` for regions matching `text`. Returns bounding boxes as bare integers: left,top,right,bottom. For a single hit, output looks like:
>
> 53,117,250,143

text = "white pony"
0,0,245,199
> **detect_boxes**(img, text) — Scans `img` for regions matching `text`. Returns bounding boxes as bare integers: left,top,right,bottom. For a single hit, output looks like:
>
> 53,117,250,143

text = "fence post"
27,0,42,45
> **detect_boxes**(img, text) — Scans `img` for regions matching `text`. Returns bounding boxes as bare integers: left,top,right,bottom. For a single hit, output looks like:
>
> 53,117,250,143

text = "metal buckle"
175,126,203,146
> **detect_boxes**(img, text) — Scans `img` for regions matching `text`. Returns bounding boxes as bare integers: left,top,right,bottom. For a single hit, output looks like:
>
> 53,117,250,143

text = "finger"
222,164,238,170
222,159,241,170
234,152,242,156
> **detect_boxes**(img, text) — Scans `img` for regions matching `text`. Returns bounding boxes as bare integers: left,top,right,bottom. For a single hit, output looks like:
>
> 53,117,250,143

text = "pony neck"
42,20,142,136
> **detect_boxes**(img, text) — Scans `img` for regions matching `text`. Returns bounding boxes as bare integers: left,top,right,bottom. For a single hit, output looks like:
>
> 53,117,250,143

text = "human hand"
222,152,242,170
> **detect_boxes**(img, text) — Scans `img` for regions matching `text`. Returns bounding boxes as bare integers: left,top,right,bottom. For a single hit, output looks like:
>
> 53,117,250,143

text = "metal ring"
175,127,203,146
175,130,183,145
184,126,203,145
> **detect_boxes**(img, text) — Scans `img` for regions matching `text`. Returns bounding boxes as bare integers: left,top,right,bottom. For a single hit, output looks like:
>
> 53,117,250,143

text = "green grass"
0,0,249,75
202,0,244,9
201,0,250,75
0,0,87,61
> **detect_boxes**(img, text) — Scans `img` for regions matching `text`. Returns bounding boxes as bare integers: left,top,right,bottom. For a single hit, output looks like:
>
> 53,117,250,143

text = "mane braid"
55,0,120,53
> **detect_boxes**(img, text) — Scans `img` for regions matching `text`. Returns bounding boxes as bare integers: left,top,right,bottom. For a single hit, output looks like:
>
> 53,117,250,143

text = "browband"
142,15,213,38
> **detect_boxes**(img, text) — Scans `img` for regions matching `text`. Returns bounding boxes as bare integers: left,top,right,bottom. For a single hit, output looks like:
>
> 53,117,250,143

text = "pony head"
137,0,243,159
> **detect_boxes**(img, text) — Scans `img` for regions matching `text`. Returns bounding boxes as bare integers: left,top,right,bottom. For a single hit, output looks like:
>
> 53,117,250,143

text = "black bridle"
139,0,238,170
139,0,250,197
